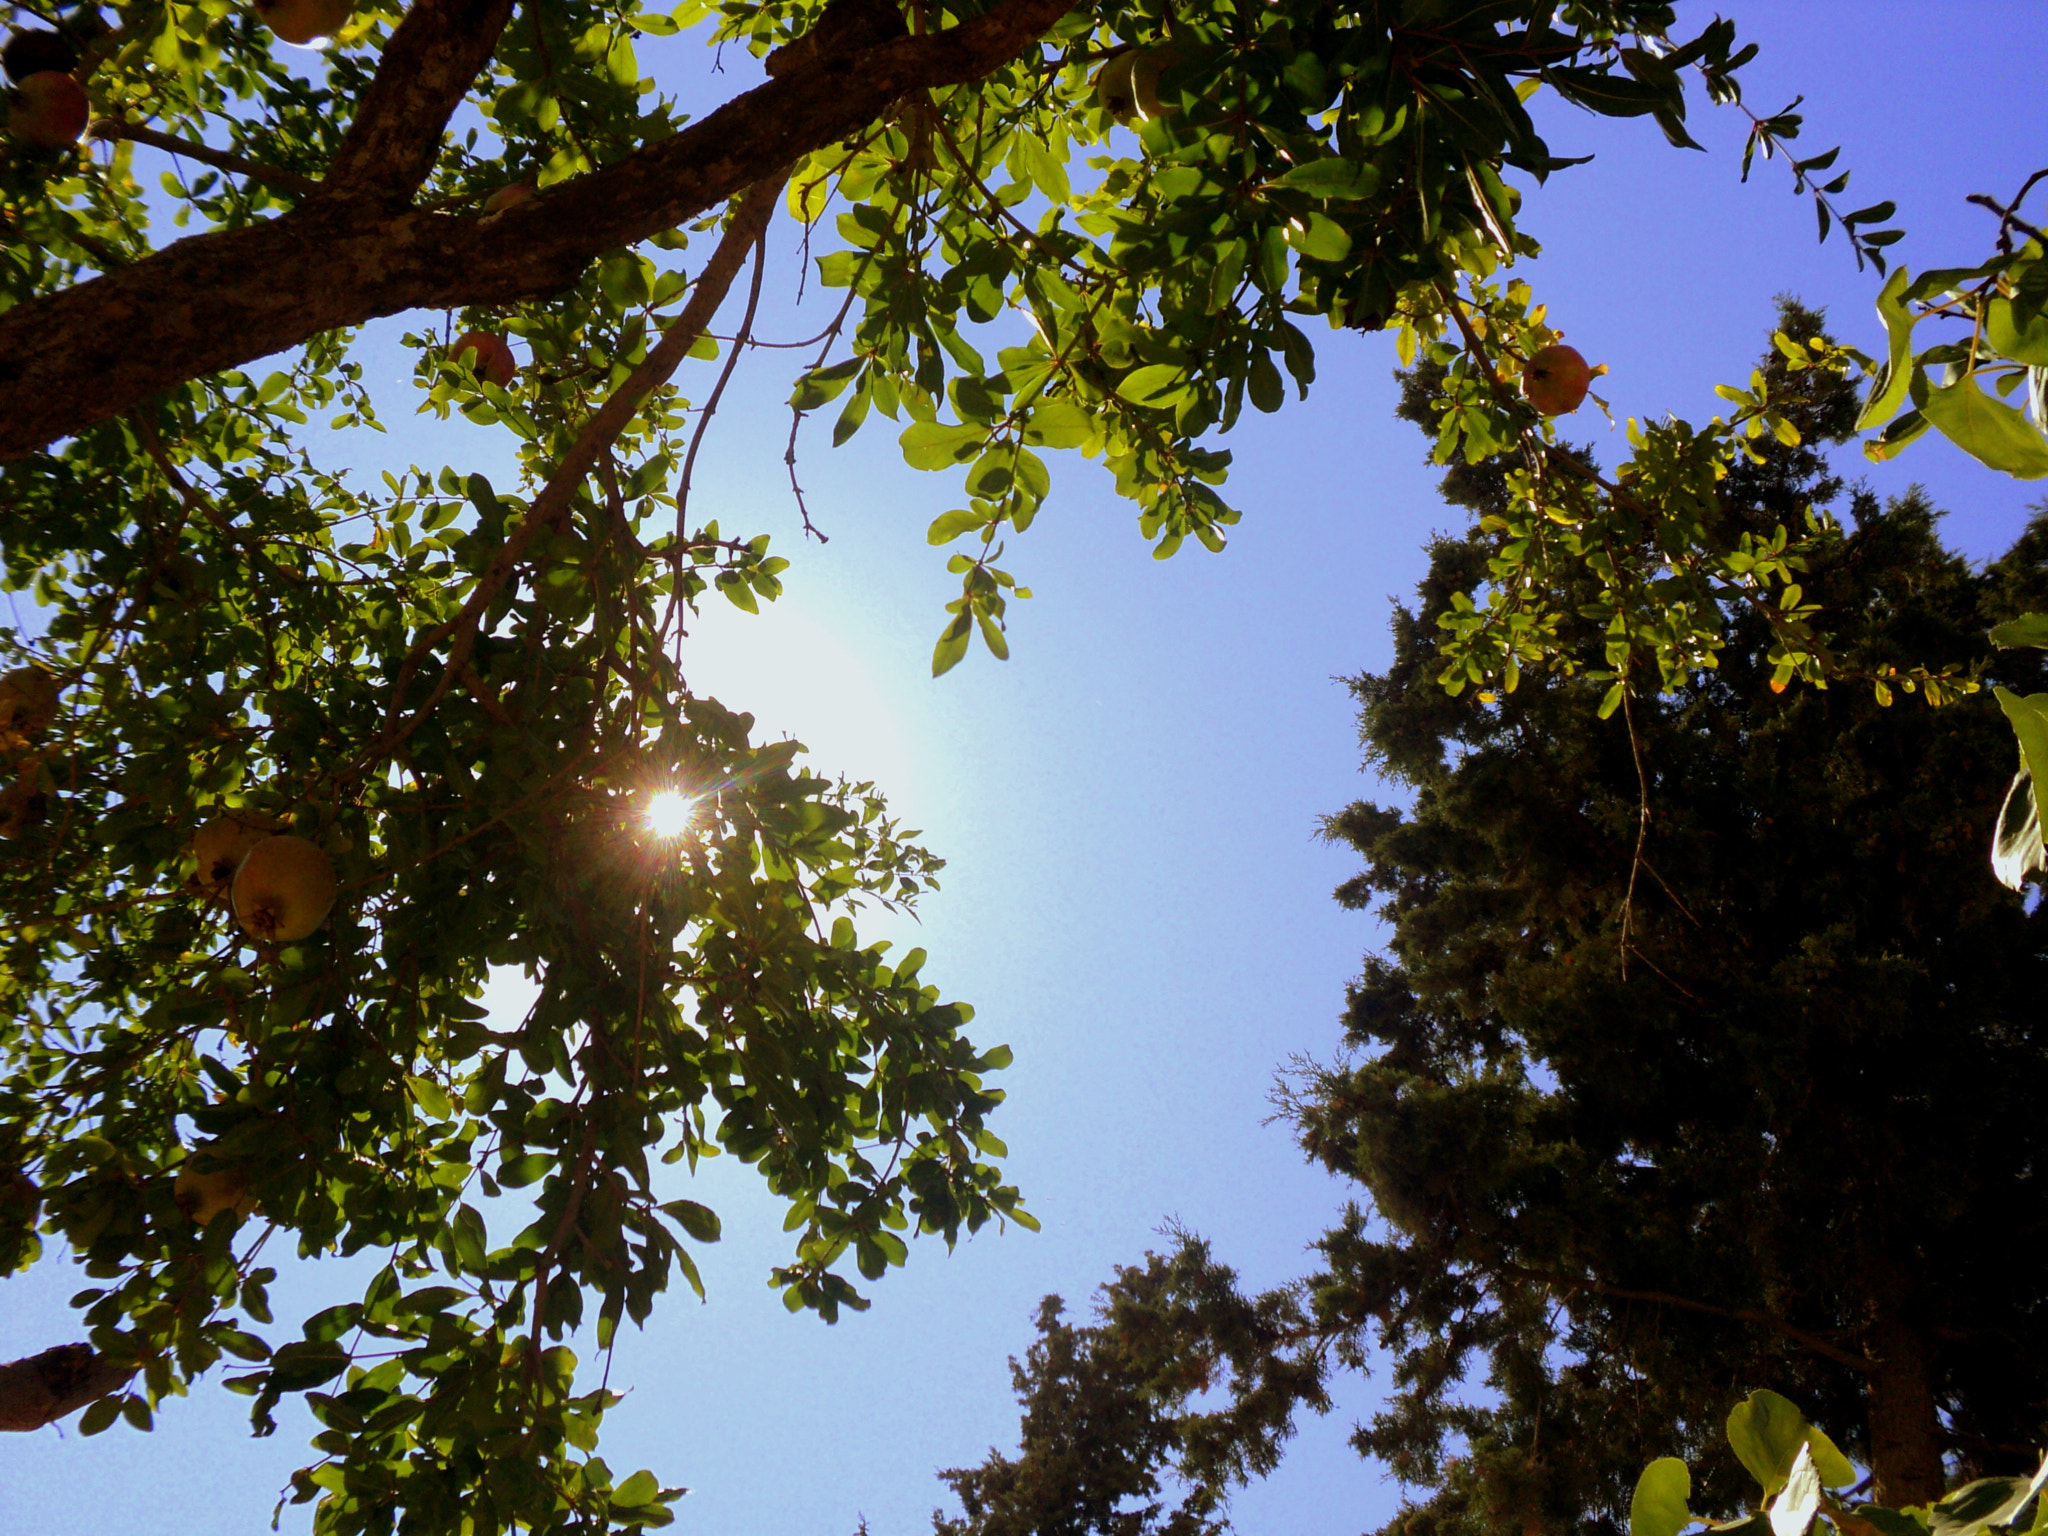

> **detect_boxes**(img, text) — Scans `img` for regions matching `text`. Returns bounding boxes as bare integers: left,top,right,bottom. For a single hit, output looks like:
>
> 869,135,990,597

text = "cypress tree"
1296,303,2048,1534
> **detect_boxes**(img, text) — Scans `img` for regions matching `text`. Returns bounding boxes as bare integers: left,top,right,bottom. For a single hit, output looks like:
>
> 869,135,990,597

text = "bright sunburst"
645,790,699,838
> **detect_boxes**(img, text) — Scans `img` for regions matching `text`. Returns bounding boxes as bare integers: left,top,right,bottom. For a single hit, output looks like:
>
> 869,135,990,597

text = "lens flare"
645,791,699,838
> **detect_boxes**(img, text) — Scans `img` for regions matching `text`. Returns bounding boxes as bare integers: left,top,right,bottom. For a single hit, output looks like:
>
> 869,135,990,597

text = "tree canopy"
4,0,2045,1530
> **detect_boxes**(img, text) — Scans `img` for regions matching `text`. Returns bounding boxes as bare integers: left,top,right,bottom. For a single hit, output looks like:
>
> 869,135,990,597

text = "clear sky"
2,4,2042,1532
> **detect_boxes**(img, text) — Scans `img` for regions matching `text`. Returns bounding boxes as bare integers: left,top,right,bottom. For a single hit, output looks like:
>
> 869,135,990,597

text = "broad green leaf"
1116,363,1191,408
1282,211,1352,263
1919,377,2048,478
1930,1477,2039,1536
1727,1390,1810,1497
899,420,986,470
1864,407,1931,463
1021,398,1095,449
1272,157,1381,200
1632,1458,1694,1536
1990,613,2048,649
1986,296,2048,368
613,1470,662,1508
927,508,991,545
1804,1425,1857,1490
1858,265,1917,430
1993,690,2048,890
660,1199,722,1244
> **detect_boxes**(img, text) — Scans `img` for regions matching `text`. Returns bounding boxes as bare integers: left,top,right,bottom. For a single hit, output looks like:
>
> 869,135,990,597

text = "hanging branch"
364,174,790,767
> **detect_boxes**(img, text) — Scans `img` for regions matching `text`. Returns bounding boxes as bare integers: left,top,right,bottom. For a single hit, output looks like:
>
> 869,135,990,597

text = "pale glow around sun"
645,791,700,838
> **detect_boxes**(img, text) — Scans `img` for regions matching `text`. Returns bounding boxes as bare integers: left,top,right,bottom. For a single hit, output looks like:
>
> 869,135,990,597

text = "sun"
645,790,700,838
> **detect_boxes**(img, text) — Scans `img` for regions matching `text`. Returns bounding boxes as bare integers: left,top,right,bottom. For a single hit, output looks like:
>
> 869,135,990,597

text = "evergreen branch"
1499,1262,1878,1372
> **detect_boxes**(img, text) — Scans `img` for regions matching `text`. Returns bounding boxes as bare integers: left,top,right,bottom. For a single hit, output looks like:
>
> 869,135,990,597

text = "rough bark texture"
0,0,1072,460
1865,1311,1948,1507
0,1344,132,1433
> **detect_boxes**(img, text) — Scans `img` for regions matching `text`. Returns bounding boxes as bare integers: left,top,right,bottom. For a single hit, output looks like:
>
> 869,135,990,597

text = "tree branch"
325,0,518,198
1500,1261,1878,1373
365,175,787,763
88,118,322,197
0,1344,133,1433
0,0,1072,460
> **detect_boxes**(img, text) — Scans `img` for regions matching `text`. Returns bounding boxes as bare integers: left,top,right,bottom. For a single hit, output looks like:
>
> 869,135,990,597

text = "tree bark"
0,0,1072,461
0,1344,132,1432
1865,1310,1947,1507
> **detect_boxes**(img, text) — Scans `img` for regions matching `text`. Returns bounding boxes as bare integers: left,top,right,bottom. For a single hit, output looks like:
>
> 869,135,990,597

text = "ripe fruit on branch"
1094,44,1178,124
6,71,88,150
482,182,534,214
252,0,352,46
1523,344,1594,416
232,833,337,943
452,330,517,388
192,811,285,900
175,1152,257,1227
3,29,80,82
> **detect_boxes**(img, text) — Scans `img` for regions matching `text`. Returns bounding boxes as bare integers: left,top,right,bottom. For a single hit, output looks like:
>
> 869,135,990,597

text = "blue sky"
3,4,2043,1532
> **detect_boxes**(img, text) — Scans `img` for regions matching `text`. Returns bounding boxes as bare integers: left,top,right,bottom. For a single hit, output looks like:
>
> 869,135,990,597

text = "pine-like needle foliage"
933,1236,1327,1536
1294,304,2048,1534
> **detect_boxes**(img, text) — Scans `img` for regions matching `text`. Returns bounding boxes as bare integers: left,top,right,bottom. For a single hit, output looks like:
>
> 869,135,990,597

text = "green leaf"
899,420,986,471
1990,613,2048,649
1282,211,1352,263
1920,377,2048,478
660,1198,722,1243
1272,158,1381,200
1726,1390,1809,1497
1987,296,2048,368
927,508,991,546
613,1470,661,1509
1993,691,2048,891
1930,1477,2039,1536
1632,1458,1694,1536
1804,1425,1857,1490
1857,265,1918,430
790,357,863,411
1018,133,1071,203
1116,363,1191,408
1021,398,1095,450
932,612,972,677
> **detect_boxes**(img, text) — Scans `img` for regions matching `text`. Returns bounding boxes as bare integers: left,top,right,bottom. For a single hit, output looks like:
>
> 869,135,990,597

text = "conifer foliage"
1299,308,2048,1532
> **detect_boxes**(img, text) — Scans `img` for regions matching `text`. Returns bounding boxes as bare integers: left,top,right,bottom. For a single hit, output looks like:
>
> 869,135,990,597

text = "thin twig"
675,226,768,540
1965,167,2048,254
782,280,865,545
88,119,321,197
663,227,768,648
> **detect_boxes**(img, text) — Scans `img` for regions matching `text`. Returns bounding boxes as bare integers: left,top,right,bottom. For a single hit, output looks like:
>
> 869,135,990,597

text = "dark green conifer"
1299,303,2048,1533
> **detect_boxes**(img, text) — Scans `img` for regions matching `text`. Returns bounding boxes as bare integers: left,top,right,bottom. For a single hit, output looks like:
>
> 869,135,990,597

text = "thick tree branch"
326,0,519,197
0,0,1072,460
0,1344,133,1432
